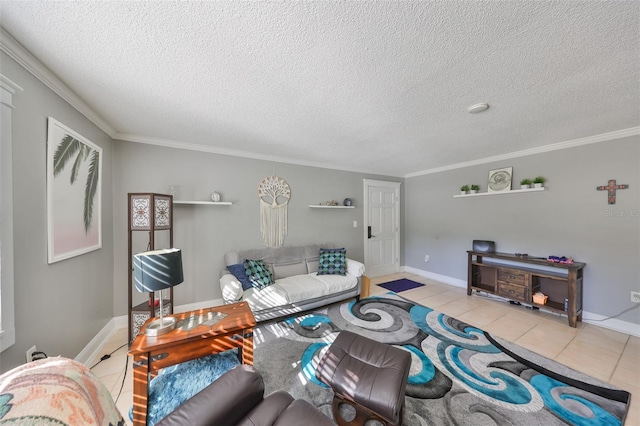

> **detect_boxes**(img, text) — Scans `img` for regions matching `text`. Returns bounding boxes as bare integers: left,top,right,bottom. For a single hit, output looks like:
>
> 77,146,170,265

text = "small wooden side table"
361,275,371,298
128,302,256,426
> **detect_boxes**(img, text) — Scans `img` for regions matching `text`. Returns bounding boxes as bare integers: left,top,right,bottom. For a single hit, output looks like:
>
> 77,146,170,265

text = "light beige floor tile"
369,273,406,285
576,324,629,348
456,307,509,328
435,301,482,318
368,284,389,296
414,289,467,308
610,339,640,390
400,283,450,300
555,349,618,382
482,313,538,341
514,324,575,359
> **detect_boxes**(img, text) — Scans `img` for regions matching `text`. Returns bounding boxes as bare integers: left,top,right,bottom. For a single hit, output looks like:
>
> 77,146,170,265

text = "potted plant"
520,178,532,189
470,184,480,194
460,185,469,195
533,176,546,188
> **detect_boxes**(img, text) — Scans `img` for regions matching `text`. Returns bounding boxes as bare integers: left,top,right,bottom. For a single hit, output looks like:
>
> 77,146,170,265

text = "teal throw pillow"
243,259,274,290
317,248,346,276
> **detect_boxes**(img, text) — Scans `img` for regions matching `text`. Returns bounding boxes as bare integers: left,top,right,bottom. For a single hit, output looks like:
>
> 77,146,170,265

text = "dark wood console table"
467,251,586,327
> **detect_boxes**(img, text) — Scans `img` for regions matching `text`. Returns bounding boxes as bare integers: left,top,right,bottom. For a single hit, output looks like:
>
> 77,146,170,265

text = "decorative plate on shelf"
488,167,513,192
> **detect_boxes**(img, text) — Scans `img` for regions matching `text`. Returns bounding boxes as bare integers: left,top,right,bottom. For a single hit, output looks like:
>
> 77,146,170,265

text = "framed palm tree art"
47,118,102,263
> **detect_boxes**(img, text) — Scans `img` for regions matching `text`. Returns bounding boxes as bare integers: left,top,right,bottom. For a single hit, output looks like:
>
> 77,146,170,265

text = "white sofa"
219,244,364,322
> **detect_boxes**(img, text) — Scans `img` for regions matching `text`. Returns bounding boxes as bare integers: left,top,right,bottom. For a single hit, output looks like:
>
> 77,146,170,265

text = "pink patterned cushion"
0,357,124,425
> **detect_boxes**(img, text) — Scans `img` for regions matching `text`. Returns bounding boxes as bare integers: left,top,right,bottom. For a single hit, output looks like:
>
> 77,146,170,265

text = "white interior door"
364,179,400,277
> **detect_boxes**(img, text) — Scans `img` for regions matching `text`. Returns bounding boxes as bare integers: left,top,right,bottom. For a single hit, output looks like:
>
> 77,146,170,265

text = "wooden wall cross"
596,179,628,205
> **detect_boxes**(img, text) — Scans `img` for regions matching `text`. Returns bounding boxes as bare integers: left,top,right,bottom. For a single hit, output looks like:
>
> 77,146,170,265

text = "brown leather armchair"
157,364,334,426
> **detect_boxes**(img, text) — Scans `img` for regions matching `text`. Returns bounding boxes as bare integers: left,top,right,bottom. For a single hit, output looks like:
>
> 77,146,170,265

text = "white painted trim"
117,132,397,176
75,318,120,366
74,298,223,365
0,75,23,94
0,78,17,352
581,311,640,338
405,127,640,178
402,266,467,288
402,266,639,337
0,28,117,138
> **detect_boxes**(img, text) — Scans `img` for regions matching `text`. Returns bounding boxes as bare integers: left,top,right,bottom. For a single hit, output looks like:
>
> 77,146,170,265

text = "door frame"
363,179,401,276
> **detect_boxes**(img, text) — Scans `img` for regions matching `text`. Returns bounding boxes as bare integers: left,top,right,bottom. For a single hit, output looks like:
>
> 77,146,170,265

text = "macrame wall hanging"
258,176,291,247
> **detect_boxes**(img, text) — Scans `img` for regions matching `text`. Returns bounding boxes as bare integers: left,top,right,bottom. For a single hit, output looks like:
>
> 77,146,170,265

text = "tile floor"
91,272,639,425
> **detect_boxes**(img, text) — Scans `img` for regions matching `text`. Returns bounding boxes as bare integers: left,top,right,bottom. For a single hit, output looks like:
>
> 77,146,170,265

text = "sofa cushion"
317,248,346,275
244,259,274,290
272,261,308,280
242,284,290,311
277,273,358,303
227,263,253,291
306,259,319,274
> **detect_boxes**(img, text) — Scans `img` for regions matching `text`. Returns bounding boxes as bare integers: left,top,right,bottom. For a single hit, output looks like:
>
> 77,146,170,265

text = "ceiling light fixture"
467,103,489,114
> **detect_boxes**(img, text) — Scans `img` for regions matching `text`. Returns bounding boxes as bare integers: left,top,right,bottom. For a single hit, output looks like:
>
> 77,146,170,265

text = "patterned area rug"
379,278,425,293
254,292,631,425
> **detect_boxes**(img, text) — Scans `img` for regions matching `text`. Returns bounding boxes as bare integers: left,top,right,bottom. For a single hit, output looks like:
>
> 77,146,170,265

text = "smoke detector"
467,103,489,113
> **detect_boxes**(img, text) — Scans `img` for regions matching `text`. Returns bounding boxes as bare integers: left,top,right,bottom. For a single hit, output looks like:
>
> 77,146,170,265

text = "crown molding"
405,127,640,178
0,27,116,138
116,132,402,177
0,74,23,93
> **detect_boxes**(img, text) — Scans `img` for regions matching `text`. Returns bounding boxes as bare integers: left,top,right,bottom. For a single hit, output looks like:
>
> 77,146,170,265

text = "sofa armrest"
220,273,244,303
346,258,365,277
157,365,264,426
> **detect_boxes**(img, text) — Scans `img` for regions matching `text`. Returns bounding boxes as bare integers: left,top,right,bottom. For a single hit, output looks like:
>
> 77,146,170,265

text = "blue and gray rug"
254,293,631,426
145,293,631,425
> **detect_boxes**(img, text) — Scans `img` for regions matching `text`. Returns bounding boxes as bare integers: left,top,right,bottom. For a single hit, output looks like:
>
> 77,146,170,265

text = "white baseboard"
581,311,640,338
75,298,223,366
400,266,640,338
402,266,467,288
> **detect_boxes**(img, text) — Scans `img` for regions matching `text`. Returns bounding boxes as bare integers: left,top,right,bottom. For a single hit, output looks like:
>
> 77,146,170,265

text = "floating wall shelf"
309,205,355,209
454,187,545,198
174,200,233,205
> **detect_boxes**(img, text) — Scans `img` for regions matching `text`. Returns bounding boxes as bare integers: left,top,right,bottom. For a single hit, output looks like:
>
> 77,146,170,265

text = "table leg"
241,328,254,365
131,353,150,426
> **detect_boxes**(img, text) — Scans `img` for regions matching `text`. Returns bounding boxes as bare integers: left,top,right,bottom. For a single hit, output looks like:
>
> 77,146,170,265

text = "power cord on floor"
90,343,127,370
115,355,129,404
584,303,639,322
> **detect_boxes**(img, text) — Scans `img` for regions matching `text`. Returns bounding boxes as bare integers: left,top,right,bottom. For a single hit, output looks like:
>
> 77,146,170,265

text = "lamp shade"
133,248,184,293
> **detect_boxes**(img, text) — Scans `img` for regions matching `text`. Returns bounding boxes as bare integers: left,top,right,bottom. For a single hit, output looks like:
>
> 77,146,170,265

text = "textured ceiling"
1,1,638,177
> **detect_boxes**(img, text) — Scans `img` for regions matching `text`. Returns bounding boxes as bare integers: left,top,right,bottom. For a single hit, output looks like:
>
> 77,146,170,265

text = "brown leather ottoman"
315,331,411,426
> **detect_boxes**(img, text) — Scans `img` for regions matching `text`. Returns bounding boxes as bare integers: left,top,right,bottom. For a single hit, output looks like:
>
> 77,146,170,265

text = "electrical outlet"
26,345,36,363
424,255,430,262
631,291,640,303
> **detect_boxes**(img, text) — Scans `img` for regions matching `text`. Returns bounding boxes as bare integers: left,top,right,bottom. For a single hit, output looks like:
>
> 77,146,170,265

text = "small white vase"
470,190,477,194
534,183,543,188
460,190,467,195
521,184,530,189
210,192,221,202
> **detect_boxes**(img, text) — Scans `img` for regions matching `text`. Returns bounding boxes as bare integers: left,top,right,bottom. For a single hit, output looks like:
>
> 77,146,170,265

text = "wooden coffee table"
128,302,256,426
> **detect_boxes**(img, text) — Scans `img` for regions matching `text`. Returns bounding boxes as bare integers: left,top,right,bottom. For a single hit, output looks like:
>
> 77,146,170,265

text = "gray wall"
112,141,402,315
0,53,114,371
404,137,640,324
